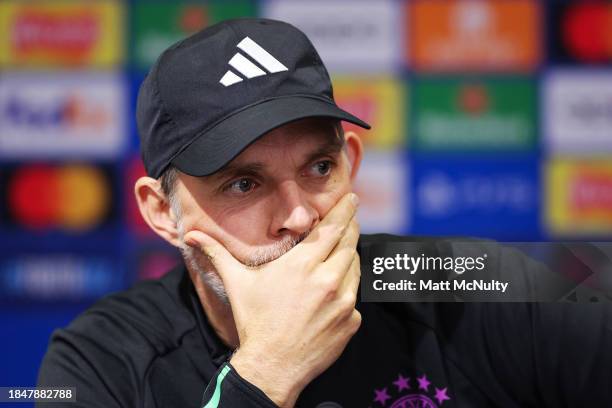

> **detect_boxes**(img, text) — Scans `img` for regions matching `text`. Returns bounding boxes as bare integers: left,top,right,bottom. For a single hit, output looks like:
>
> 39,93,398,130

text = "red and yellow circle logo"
8,164,110,231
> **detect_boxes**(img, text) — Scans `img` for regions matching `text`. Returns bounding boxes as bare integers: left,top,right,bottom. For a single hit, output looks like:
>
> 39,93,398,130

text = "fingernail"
184,238,197,248
351,193,360,207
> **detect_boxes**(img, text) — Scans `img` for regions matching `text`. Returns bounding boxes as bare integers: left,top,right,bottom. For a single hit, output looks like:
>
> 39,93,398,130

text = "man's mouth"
243,231,310,267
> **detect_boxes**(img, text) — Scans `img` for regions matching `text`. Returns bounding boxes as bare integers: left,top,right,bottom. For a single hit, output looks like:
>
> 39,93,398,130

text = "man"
38,19,612,407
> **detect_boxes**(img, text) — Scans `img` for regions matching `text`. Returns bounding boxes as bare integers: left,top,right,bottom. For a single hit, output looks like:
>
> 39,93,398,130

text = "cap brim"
171,95,370,177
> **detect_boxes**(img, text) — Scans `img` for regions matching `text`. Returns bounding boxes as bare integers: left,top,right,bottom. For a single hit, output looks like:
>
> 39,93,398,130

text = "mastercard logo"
7,164,110,231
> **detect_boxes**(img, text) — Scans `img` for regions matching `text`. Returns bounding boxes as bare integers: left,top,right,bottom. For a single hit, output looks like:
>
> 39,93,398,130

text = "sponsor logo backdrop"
1,0,611,386
0,0,610,300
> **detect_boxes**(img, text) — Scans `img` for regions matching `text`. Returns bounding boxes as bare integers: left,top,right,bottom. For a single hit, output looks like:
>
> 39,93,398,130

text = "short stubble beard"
170,196,308,305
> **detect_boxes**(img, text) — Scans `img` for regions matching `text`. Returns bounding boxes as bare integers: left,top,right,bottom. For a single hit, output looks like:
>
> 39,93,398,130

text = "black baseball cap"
136,18,370,179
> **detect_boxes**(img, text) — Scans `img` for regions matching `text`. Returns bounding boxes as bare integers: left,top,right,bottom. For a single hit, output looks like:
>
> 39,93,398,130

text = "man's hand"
184,193,362,407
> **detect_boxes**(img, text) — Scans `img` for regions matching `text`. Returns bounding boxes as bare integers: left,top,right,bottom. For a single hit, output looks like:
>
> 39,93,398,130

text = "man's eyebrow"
210,138,343,181
303,139,344,164
210,162,265,181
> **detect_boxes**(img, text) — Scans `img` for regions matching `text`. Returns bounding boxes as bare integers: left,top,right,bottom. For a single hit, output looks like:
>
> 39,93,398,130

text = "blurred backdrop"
1,0,611,393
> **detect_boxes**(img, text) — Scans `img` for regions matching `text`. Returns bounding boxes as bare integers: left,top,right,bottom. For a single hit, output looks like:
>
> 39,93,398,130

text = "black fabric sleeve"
200,363,279,408
37,328,127,408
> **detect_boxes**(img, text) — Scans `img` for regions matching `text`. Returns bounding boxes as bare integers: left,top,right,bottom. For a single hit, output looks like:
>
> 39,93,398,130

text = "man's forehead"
254,118,338,146
212,118,342,174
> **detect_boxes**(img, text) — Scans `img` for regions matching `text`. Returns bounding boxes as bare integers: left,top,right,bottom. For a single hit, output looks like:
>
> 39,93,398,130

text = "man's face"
169,118,362,301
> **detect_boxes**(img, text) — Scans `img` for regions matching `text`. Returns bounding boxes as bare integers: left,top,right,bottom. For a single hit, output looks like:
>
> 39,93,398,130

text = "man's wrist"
229,349,303,407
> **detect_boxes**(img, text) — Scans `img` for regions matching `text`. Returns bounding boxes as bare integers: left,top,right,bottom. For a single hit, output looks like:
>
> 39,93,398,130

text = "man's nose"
271,181,318,236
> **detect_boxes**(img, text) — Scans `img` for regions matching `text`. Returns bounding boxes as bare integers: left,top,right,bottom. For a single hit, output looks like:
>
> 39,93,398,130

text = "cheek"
218,205,268,238
199,200,272,249
180,207,270,265
312,170,353,218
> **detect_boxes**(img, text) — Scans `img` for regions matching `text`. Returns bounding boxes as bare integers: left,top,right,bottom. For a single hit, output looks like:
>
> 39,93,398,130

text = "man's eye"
310,160,333,176
226,178,256,194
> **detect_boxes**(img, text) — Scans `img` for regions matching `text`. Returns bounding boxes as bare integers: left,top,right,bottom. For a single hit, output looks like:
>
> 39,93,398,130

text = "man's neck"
188,268,240,349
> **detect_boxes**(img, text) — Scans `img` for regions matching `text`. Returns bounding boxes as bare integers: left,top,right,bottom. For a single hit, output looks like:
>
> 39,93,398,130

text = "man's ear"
134,177,181,247
344,130,364,182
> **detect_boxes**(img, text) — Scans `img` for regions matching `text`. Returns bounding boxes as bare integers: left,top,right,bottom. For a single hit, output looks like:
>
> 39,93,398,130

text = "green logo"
131,1,254,70
412,78,536,151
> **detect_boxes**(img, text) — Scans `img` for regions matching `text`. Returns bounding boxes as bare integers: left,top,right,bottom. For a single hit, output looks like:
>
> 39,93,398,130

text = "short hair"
158,119,345,203
159,164,179,202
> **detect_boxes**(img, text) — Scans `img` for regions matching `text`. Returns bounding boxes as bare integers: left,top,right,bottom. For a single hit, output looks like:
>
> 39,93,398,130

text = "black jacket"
38,234,612,407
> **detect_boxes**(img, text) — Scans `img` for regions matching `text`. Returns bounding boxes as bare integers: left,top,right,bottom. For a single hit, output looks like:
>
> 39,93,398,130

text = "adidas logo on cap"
219,37,288,87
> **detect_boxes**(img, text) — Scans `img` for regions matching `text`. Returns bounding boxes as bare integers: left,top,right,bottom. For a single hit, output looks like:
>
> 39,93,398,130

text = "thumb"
183,230,243,285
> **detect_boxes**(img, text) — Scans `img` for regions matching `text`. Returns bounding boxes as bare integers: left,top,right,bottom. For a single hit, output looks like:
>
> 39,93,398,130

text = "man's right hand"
184,193,362,407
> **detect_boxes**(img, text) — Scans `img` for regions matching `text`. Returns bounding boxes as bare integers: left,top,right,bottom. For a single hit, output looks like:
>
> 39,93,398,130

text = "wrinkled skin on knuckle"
317,273,341,302
349,310,362,333
339,293,357,317
338,309,361,340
